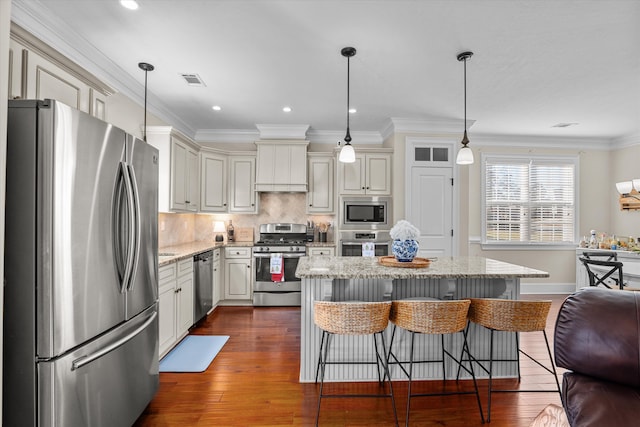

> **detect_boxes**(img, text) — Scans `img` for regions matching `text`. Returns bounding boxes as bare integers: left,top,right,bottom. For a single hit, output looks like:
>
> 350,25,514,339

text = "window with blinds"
482,155,577,245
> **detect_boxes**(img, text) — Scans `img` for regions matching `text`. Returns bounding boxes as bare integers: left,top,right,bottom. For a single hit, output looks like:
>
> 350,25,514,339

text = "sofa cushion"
563,372,640,426
554,287,640,388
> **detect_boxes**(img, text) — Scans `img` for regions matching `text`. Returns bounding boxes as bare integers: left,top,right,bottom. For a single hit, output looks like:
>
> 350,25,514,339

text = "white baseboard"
521,282,576,295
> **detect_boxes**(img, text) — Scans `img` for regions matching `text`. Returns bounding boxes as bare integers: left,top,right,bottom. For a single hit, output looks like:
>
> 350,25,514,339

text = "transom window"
482,154,578,246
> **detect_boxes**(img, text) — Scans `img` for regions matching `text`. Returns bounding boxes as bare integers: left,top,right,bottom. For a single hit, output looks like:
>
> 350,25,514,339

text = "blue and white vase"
392,239,419,262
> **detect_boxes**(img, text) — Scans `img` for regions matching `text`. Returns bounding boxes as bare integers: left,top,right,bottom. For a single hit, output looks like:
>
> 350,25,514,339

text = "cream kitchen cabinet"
255,141,308,192
308,246,336,256
212,249,222,307
146,126,200,213
158,258,194,357
224,247,252,300
307,154,335,214
200,150,228,213
338,152,392,195
229,155,258,213
10,27,111,119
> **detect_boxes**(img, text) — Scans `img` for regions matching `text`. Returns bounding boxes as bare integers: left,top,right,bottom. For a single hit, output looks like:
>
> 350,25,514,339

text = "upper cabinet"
200,150,228,213
10,23,112,120
229,154,258,213
307,154,335,214
146,126,200,213
255,141,308,192
338,151,392,195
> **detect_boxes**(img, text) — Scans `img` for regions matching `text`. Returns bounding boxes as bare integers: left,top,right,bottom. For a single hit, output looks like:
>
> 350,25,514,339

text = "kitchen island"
295,256,548,383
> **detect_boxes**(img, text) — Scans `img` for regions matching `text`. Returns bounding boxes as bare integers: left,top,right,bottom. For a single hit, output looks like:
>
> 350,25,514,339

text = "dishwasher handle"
194,251,213,262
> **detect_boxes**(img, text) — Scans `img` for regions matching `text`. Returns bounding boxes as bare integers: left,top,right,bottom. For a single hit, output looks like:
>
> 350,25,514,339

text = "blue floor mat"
159,335,229,372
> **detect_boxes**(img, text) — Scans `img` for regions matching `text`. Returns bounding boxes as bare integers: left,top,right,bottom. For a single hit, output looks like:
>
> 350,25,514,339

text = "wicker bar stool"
464,298,561,423
313,301,398,427
387,299,484,426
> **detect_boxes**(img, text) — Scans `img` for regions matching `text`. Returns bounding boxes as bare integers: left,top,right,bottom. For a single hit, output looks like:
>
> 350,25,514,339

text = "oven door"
253,253,302,292
340,241,390,257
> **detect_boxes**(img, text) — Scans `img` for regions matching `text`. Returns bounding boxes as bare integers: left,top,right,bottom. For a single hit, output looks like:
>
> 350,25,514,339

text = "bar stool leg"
515,332,521,381
315,330,327,383
488,329,495,423
405,331,416,427
373,332,383,384
543,331,562,397
315,332,333,427
461,329,485,423
377,331,399,426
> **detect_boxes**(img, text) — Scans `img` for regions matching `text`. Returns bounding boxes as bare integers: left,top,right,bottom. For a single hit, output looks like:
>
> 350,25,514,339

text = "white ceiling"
11,0,640,146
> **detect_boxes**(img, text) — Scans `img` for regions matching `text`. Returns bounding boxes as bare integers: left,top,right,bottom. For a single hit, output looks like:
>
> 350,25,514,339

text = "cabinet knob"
251,203,255,206
366,187,370,189
247,265,250,269
362,186,365,189
223,203,227,206
185,200,190,204
309,204,312,207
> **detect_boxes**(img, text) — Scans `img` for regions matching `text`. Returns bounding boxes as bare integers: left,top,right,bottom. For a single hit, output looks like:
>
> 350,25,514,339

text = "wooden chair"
579,256,625,289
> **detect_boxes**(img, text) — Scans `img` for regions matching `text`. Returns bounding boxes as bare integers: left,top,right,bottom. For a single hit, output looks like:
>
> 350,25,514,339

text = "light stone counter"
296,255,549,384
158,241,254,266
296,256,548,280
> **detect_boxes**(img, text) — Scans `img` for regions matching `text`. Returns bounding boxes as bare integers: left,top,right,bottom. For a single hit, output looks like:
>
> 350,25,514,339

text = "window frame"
480,153,580,250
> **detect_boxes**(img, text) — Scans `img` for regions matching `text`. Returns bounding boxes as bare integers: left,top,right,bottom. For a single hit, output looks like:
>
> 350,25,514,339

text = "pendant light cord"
345,54,351,142
463,56,467,133
143,70,148,141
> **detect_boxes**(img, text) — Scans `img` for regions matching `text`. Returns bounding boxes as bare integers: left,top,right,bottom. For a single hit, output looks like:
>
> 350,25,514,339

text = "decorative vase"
392,239,419,262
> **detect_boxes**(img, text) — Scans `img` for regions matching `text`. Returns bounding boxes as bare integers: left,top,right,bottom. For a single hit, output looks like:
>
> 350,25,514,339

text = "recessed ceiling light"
349,108,357,114
120,0,139,10
212,105,221,111
282,106,292,113
552,122,579,128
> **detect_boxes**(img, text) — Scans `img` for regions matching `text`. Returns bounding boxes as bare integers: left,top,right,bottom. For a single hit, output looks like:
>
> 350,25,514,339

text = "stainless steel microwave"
340,196,392,229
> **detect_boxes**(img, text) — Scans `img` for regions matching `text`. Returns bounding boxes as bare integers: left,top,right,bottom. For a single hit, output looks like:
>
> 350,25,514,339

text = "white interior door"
409,167,453,258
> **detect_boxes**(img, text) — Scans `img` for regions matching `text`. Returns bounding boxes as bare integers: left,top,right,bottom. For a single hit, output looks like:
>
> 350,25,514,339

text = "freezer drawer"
36,304,159,427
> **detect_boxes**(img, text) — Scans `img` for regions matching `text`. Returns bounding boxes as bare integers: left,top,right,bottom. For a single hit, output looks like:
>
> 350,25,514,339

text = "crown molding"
195,129,260,144
611,133,640,150
255,124,310,140
10,0,196,139
306,130,384,145
471,133,612,151
389,117,471,134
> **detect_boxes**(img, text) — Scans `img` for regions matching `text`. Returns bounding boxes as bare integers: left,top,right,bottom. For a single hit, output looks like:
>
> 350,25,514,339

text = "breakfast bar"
295,256,549,383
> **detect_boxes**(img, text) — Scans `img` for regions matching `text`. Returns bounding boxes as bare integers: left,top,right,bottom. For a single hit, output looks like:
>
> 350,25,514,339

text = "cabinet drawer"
308,247,335,257
177,258,194,276
213,249,221,261
159,263,177,285
225,247,251,259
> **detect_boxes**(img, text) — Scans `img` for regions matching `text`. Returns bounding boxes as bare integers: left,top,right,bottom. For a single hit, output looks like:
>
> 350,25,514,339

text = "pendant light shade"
339,47,357,163
456,51,474,165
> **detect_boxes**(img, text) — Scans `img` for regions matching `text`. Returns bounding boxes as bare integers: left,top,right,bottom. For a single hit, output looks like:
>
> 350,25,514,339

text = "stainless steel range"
253,223,307,306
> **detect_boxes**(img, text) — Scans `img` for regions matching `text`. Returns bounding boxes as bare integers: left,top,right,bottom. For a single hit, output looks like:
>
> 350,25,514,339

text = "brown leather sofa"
554,287,640,426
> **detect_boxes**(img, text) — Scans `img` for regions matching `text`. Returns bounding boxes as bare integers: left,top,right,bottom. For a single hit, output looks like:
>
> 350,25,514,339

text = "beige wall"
609,144,640,238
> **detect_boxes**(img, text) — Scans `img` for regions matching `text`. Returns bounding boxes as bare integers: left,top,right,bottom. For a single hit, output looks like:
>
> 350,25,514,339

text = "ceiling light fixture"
338,47,357,163
120,0,139,10
138,62,154,141
282,106,292,113
212,105,221,111
456,51,474,165
349,108,357,114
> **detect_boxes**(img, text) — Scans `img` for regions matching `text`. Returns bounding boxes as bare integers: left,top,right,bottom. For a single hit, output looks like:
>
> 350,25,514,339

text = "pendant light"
456,51,474,165
138,62,154,142
338,47,356,163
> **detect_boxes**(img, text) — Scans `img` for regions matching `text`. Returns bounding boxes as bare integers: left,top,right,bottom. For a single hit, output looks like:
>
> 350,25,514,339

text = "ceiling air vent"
180,73,206,87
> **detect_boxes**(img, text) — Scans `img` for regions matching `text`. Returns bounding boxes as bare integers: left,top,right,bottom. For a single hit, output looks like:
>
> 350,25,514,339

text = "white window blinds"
484,156,576,245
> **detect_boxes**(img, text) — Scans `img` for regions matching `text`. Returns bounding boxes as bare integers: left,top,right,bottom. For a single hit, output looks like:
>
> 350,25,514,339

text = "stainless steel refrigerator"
4,99,159,426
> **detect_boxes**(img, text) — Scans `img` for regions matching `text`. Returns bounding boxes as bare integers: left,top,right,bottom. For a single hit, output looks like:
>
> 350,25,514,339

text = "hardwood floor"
134,294,568,426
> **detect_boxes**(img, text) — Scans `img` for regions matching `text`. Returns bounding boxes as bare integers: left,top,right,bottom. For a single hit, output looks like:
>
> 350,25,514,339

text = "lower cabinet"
158,258,194,358
224,247,252,300
308,246,336,257
212,249,222,307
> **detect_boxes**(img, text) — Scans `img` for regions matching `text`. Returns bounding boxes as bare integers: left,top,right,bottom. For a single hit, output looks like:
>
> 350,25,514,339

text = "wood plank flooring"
134,294,568,426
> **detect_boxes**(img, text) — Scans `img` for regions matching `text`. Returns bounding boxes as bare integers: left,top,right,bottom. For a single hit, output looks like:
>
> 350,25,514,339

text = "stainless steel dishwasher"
194,250,213,323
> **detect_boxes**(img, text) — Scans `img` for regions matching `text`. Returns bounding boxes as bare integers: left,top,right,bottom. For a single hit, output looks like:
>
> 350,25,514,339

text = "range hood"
255,140,309,192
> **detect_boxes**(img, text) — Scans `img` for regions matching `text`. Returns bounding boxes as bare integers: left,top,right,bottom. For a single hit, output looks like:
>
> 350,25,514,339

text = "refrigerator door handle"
120,161,136,292
71,310,157,371
126,164,141,292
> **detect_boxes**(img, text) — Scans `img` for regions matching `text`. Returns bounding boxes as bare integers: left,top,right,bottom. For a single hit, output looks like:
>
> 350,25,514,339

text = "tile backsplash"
158,193,336,248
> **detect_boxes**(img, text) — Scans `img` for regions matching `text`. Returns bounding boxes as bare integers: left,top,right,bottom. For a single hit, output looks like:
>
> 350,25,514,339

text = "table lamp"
213,221,226,242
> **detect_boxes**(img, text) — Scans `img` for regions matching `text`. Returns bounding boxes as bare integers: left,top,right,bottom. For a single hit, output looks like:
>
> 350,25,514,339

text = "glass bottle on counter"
589,230,597,249
227,220,235,242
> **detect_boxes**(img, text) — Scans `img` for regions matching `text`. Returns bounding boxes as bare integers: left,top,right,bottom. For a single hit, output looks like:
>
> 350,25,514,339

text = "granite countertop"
158,241,254,266
306,242,336,248
295,256,549,280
